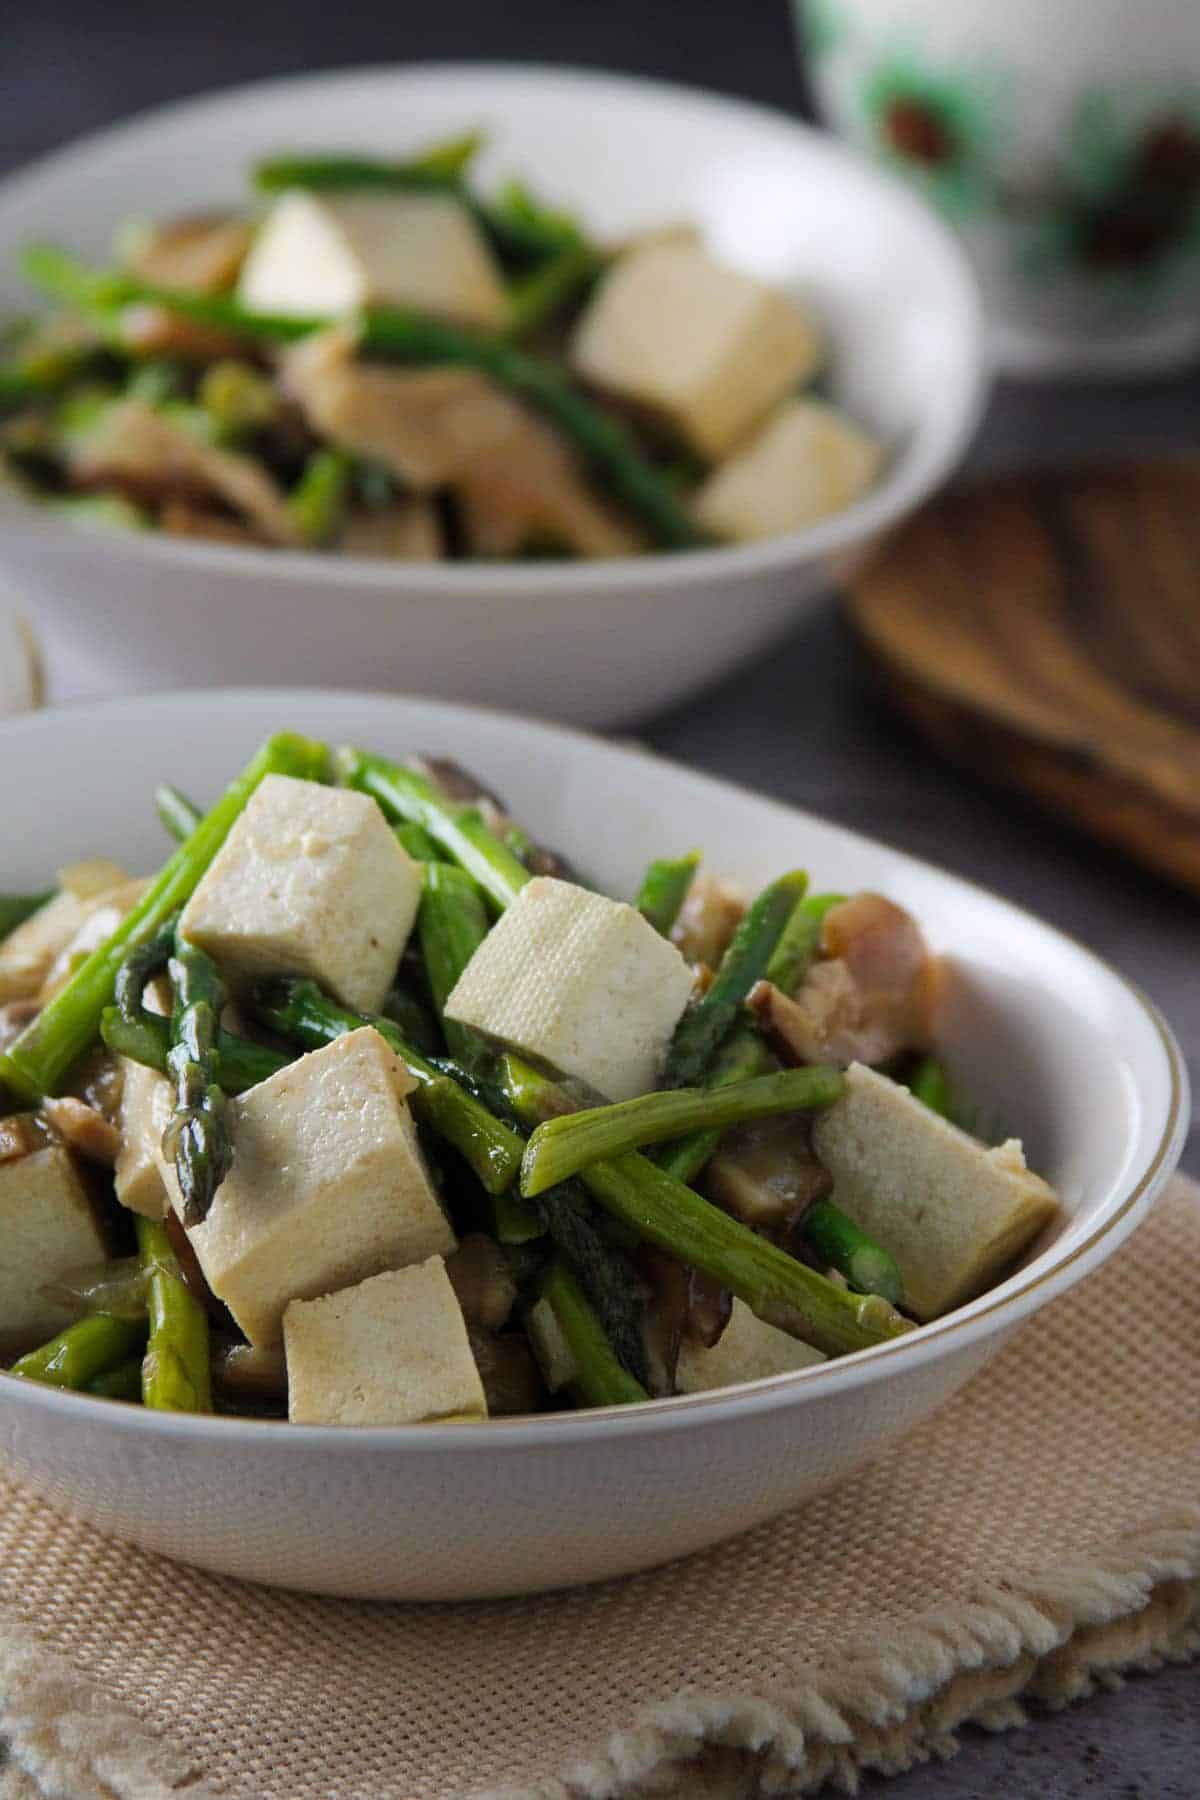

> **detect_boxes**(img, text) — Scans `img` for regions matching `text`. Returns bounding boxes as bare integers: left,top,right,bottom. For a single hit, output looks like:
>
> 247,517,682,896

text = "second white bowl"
0,63,985,724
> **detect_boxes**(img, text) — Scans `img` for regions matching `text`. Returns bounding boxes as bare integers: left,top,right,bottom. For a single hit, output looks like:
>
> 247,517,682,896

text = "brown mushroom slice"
670,874,746,969
466,1326,544,1416
212,1340,288,1404
123,214,253,295
749,892,937,1068
705,1114,833,1232
41,1096,121,1167
68,399,299,546
455,423,642,561
0,1112,51,1164
445,1233,518,1332
160,497,269,546
339,499,443,560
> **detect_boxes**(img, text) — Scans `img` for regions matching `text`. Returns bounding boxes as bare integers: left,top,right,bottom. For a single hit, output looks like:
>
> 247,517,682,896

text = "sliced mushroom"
160,497,268,546
338,499,443,560
68,399,299,546
212,1340,288,1403
705,1114,833,1232
0,1112,51,1164
41,1095,121,1167
466,1325,544,1416
123,214,253,295
749,892,936,1069
445,1233,518,1332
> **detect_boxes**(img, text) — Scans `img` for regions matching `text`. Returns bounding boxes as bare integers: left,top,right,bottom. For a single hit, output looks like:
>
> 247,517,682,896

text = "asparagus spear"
394,821,441,862
100,1006,287,1094
162,929,233,1227
289,447,352,546
85,1358,144,1401
0,891,55,942
418,859,542,1242
801,1200,905,1306
154,784,202,843
8,1314,146,1389
536,1262,649,1408
336,748,531,911
113,909,178,1024
504,239,601,340
0,732,328,1103
136,1216,212,1411
249,976,524,1195
634,851,699,938
522,1066,844,1197
499,1055,909,1359
20,248,708,552
909,1055,952,1119
663,870,809,1088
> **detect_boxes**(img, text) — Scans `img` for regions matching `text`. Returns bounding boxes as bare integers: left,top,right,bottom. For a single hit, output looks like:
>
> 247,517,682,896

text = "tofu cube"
812,1063,1060,1321
285,1257,486,1425
675,1298,826,1394
694,399,883,543
0,1147,108,1355
182,1028,455,1347
444,877,694,1101
238,190,508,328
113,1058,175,1220
569,242,822,460
178,774,421,1014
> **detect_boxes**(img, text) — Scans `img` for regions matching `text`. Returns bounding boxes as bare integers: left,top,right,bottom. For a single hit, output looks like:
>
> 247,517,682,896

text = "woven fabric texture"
1,1177,1198,1800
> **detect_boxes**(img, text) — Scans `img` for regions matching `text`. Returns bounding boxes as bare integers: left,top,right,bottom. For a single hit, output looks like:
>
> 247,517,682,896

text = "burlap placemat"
1,1176,1197,1800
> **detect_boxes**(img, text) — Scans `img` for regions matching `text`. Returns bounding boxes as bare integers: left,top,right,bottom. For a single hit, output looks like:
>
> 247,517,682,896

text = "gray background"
4,2,1197,1793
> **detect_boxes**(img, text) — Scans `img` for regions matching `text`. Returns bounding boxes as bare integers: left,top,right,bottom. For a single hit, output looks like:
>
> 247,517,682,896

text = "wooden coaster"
845,458,1200,893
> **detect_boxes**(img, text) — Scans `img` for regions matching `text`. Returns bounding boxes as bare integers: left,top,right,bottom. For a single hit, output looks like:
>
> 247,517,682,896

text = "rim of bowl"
0,60,989,603
0,687,1186,1452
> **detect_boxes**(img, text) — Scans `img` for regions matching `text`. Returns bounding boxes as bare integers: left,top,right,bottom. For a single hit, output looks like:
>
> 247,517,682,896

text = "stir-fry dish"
0,132,883,559
0,738,1059,1423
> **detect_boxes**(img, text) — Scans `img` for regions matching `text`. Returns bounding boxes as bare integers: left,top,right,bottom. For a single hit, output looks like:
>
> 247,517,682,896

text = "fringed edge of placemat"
0,1510,1196,1800
489,1507,1200,1800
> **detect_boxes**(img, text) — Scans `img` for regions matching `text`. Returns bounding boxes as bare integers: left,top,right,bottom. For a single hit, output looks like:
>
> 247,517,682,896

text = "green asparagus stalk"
634,851,699,938
113,909,178,1023
0,732,328,1103
538,1262,649,1408
336,748,531,911
395,821,441,862
763,891,842,994
249,976,524,1195
522,1066,844,1198
85,1358,145,1401
417,860,542,1241
163,930,233,1226
909,1055,952,1119
154,784,203,843
801,1199,905,1305
500,1055,909,1359
663,871,809,1088
136,1216,212,1412
504,239,600,339
8,1314,146,1390
0,891,55,942
100,1006,287,1094
289,447,352,546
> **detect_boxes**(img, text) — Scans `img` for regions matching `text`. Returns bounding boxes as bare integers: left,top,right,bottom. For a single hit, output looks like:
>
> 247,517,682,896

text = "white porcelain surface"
0,690,1186,1600
798,0,1200,378
0,64,984,725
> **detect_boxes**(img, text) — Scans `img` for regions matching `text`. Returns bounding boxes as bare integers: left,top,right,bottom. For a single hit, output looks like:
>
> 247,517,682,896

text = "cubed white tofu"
812,1063,1060,1322
569,242,822,460
694,398,883,543
238,190,508,328
180,1028,454,1347
178,774,420,1014
675,1298,826,1394
444,877,694,1101
284,1257,486,1425
0,861,133,1004
0,1147,107,1355
113,1057,175,1220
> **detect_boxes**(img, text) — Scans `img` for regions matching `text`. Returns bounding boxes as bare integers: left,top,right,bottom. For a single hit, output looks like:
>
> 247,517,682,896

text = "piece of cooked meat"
749,892,936,1068
68,399,299,546
670,873,745,969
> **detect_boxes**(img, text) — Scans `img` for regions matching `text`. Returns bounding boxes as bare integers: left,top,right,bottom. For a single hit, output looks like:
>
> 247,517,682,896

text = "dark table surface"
5,4,1198,1794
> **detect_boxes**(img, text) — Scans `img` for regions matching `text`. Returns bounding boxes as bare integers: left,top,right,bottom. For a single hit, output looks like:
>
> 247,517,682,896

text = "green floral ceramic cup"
796,0,1200,376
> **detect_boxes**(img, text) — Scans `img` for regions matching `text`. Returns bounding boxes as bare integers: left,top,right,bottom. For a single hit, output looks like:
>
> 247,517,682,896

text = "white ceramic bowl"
0,64,986,725
0,690,1186,1600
